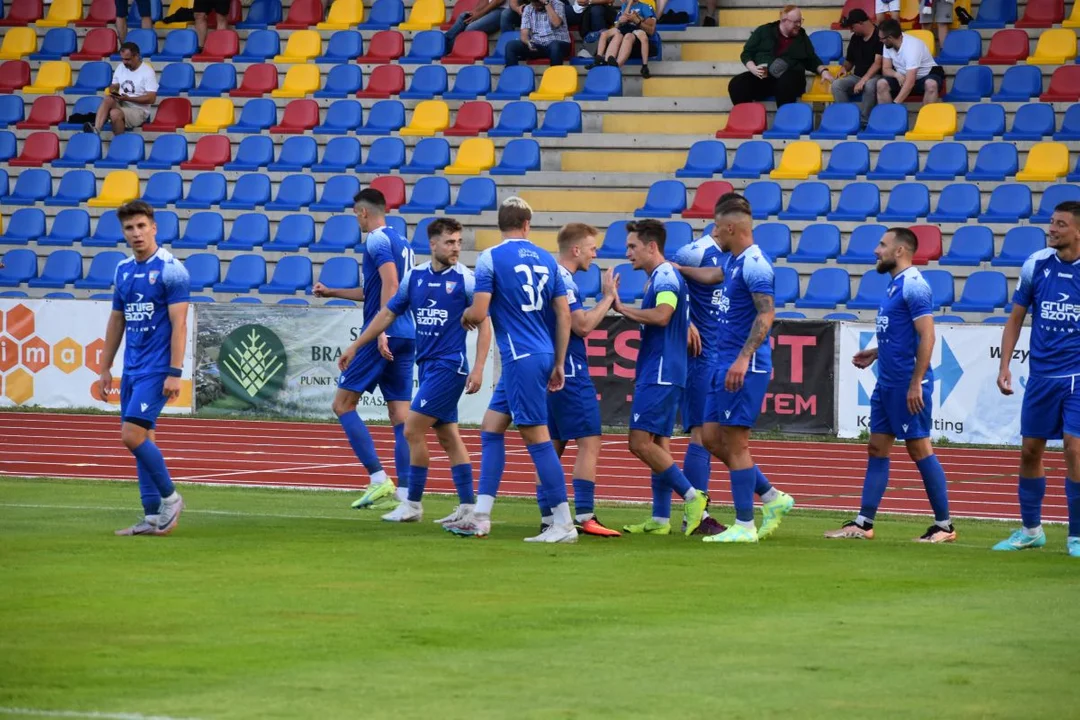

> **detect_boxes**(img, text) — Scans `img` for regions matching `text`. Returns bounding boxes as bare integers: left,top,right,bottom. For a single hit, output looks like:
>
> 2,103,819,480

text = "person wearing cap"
831,8,883,125
729,5,835,108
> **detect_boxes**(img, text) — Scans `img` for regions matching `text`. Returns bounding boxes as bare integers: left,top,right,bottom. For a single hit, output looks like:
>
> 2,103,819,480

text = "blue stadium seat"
214,255,267,292
117,29,157,59
635,180,687,218
157,62,195,96
31,28,77,60
224,136,274,171
724,140,774,178
58,98,102,130
445,65,492,100
796,268,851,309
979,184,1032,222
779,181,831,220
993,227,1046,266
313,136,362,172
774,266,800,306
1033,184,1080,222
953,103,1004,141
488,100,537,137
574,65,621,101
754,223,791,261
1053,104,1080,140
655,0,696,27
400,176,451,213
1004,103,1056,141
982,316,1009,324
837,224,886,264
0,248,37,286
190,62,236,97
809,30,842,63
315,65,364,99
234,29,281,61
940,226,994,266
846,271,890,309
952,271,1007,312
810,103,860,140
265,215,317,252
613,263,647,303
268,136,318,171
385,216,407,240
228,98,277,134
357,100,406,135
485,31,521,66
744,181,782,219
945,65,992,101
316,31,364,63
858,104,908,139
7,169,52,206
447,177,498,214
408,217,436,254
236,0,282,27
403,137,451,174
867,141,919,180
310,214,361,252
0,209,45,245
231,297,263,303
356,137,406,173
137,134,187,170
188,296,215,303
920,269,955,310
927,182,981,222
664,222,693,260
489,137,541,175
823,312,859,321
991,65,1042,101
173,211,224,249
140,171,182,207
597,221,627,259
788,224,841,263
676,140,726,178
827,182,880,221
97,133,146,169
359,0,404,28
176,172,227,209
878,182,930,221
935,314,964,323
936,28,981,64
311,175,361,212
156,29,198,61
970,0,1015,27
967,142,1018,180
27,249,82,288
400,64,448,99
53,132,101,168
819,140,870,179
1069,156,1080,183
0,169,7,200
0,96,22,129
488,64,534,100
65,62,112,96
74,250,126,289
324,299,356,307
183,253,222,291
573,265,601,300
762,102,813,139
219,213,270,250
774,310,805,318
155,211,179,246
401,31,445,64
40,208,90,246
84,210,122,247
916,142,968,180
317,256,360,290
534,101,581,138
266,175,316,211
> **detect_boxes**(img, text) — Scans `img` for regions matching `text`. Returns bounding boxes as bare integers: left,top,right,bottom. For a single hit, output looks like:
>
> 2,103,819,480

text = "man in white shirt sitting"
875,18,944,106
85,42,158,135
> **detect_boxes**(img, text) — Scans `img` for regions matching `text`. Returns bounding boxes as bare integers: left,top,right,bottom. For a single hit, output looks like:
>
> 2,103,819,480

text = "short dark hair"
626,219,666,252
497,197,532,232
426,217,463,239
119,42,141,57
878,18,902,38
354,188,386,213
557,222,599,251
888,226,918,253
116,200,155,223
714,193,752,218
1054,200,1080,221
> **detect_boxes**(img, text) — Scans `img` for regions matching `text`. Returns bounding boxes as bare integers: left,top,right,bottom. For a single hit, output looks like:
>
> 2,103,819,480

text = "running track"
0,412,1068,522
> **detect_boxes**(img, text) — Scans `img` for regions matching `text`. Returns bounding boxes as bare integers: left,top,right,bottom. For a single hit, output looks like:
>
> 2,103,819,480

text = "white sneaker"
524,523,578,544
434,504,474,525
155,494,184,536
381,501,423,522
445,512,490,538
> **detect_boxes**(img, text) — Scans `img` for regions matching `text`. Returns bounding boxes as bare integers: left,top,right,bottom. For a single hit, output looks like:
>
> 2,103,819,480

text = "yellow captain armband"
656,291,678,309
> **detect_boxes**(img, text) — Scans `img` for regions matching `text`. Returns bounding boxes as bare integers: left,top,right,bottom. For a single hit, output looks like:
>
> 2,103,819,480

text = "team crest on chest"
886,284,897,297
148,270,160,285
445,280,458,294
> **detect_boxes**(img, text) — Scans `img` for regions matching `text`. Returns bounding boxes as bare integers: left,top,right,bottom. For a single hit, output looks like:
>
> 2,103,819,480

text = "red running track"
0,412,1068,522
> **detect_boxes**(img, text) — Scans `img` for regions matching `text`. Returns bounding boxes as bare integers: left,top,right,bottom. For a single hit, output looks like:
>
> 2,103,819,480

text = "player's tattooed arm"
739,292,775,358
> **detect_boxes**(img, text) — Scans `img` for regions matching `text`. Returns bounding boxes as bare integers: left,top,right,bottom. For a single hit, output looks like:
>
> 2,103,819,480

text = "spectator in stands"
875,18,944,106
561,0,619,39
831,9,883,125
115,0,152,41
505,0,573,66
588,0,657,78
501,0,527,32
729,5,835,107
923,0,953,49
194,0,230,52
702,0,717,26
875,0,898,23
444,0,509,46
84,42,158,135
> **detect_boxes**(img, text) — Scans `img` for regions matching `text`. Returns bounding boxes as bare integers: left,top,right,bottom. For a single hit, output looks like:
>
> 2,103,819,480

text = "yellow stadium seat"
156,0,194,28
907,29,935,56
950,0,971,29
38,0,83,26
528,66,579,101
1065,0,1080,27
317,0,364,29
801,65,841,102
1026,29,1078,65
0,28,37,60
904,103,956,141
271,65,321,98
22,61,73,94
272,30,321,64
1016,142,1070,182
399,100,450,136
476,229,561,252
88,171,140,208
183,98,235,132
399,0,445,30
445,138,496,175
770,141,822,180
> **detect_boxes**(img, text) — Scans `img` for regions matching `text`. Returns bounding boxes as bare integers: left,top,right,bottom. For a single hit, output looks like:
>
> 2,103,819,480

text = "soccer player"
994,200,1080,557
339,218,491,524
823,227,956,543
444,197,576,543
98,201,190,536
536,223,622,537
701,194,794,544
329,188,416,512
615,219,709,537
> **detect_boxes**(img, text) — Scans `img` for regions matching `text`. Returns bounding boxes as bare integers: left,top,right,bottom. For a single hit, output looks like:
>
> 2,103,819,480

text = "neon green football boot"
622,519,672,535
758,491,795,540
350,479,396,509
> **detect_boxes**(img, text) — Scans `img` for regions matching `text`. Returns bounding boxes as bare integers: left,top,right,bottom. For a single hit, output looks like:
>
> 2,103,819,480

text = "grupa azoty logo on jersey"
218,324,288,403
417,298,450,327
1039,291,1080,323
124,293,155,325
716,288,731,314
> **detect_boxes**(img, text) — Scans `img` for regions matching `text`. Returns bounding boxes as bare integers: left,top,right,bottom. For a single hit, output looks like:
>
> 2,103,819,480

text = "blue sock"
858,457,891,521
535,484,552,520
135,459,161,515
730,467,756,522
659,463,692,497
572,478,594,516
528,441,567,506
916,454,950,523
651,473,672,520
129,440,175,499
450,463,475,504
477,431,505,498
1066,478,1080,537
339,411,383,475
393,423,409,490
1018,476,1046,529
754,465,773,496
682,442,711,493
407,465,427,502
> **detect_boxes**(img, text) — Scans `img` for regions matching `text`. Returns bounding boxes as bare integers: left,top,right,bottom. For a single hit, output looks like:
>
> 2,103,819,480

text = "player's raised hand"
97,369,113,401
548,365,565,392
377,333,394,362
465,366,483,394
725,355,749,392
906,383,925,415
338,347,355,373
687,323,702,357
601,268,617,299
852,348,877,369
997,368,1014,395
163,376,181,401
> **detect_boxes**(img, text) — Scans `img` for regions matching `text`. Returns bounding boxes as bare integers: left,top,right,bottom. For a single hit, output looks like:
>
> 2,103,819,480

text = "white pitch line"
0,708,202,720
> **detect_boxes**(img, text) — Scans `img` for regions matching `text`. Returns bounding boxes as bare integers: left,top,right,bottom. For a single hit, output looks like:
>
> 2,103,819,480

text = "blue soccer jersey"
111,248,190,378
715,244,774,373
636,262,690,387
387,261,475,370
875,266,935,388
674,237,726,363
1013,247,1080,378
474,239,566,363
543,264,589,378
361,226,416,340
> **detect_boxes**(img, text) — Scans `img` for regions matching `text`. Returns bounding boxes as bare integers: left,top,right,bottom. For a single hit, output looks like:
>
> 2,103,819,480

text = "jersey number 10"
514,264,550,313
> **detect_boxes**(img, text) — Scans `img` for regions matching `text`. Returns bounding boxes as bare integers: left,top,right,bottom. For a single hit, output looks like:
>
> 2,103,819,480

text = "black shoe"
703,15,717,26
83,122,98,135
640,65,651,79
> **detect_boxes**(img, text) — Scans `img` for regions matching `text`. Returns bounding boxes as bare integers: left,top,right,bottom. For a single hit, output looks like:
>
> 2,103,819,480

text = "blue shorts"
116,0,152,18
489,353,553,427
337,337,415,401
412,359,467,426
705,367,770,427
629,384,682,437
119,372,169,428
681,358,717,432
547,373,602,441
1021,375,1080,440
869,383,932,440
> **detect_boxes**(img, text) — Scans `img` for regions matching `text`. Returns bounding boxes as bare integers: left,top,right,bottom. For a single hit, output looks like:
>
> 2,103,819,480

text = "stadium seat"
916,142,969,180
683,181,734,219
180,135,232,170
400,65,448,100
317,0,364,28
954,102,1005,141
1018,0,1066,29
716,103,766,139
113,29,156,59
173,211,224,249
634,180,686,218
57,97,101,129
940,225,993,266
310,175,362,212
489,138,540,176
1027,29,1076,66
445,137,495,175
575,65,621,101
77,0,116,25
27,249,81,288
774,266,800,306
155,62,194,96
837,224,886,264
314,31,364,63
371,176,406,210
270,99,319,133
0,208,45,245
402,137,450,174
879,183,930,222
483,30,518,66
934,314,964,323
37,0,82,26
529,66,578,102
311,99,362,134
176,172,227,209
810,103,860,140
0,28,36,60
936,28,981,64
311,216,361,252
980,28,1029,65
231,63,279,98
663,222,693,260
744,181,782,219
354,137,405,174
31,28,77,60
273,30,321,65
789,224,841,263
65,60,111,95
442,65,492,101
846,270,890,309
991,66,1043,103
353,66,403,102
82,209,123,247
597,221,628,258
994,227,1046,267
183,98,235,133
226,98,275,134
399,0,444,29
272,64,321,98
724,140,774,179
214,254,266,292
266,175,316,211
771,142,822,180
572,264,601,301
136,133,187,170
967,142,1018,180
235,30,280,62
763,102,813,139
277,0,321,28
916,93,965,131
819,141,870,180
220,137,272,172
265,215,317,252
858,104,908,139
140,170,183,207
534,101,581,138
22,61,72,94
801,65,841,102
827,182,880,221
155,28,198,61
183,253,222,290
0,248,37,285
357,99,406,135
970,0,1016,26
7,169,52,205
90,134,143,171
0,60,31,93
399,176,451,213
488,66,534,102
1016,142,1069,182
676,140,726,178
447,177,497,214
979,183,1033,222
14,95,63,131
443,30,488,64
442,100,492,137
1003,102,1057,141
8,131,57,167
867,141,918,180
42,169,94,208
910,226,943,265
356,30,405,63
952,271,1007,311
0,0,43,26
488,100,537,137
189,62,237,97
795,268,850,309
927,182,981,222
809,29,842,63
315,65,364,100
190,29,238,62
74,251,126,289
779,182,831,221
317,256,360,290
1033,184,1080,222
754,223,791,261
401,30,446,64
220,173,272,210
613,263,647,303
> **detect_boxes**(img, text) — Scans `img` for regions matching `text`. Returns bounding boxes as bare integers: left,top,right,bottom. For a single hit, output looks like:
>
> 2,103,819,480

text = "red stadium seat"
0,61,31,93
277,0,322,28
78,0,117,26
371,176,405,210
356,30,404,63
832,0,874,27
528,35,573,64
979,29,1029,65
356,64,404,98
911,225,943,265
16,95,66,130
1041,65,1080,102
192,29,239,62
442,30,488,64
442,0,479,29
0,0,44,26
71,27,117,60
230,63,279,97
143,97,192,131
269,99,319,133
716,103,766,139
179,135,232,170
9,131,59,167
209,0,243,25
443,101,493,136
683,180,735,219
1015,0,1064,27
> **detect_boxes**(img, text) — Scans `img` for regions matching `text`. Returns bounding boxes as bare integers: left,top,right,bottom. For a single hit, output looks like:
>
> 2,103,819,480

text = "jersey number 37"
514,264,550,313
